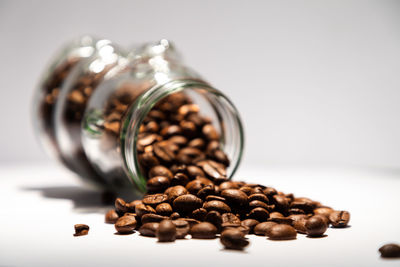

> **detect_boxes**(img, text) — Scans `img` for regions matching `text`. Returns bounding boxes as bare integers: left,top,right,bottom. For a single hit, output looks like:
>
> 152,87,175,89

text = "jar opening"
121,79,244,192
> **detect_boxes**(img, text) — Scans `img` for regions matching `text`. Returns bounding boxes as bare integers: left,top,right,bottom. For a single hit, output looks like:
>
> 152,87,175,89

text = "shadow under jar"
35,38,244,195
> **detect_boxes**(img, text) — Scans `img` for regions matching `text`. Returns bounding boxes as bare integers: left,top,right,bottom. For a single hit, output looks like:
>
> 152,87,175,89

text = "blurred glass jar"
33,37,244,194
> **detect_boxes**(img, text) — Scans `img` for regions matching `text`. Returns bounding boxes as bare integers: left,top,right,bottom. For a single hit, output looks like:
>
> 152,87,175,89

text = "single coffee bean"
219,181,239,191
165,185,188,202
248,207,269,222
222,213,241,225
153,142,176,163
269,211,284,218
186,165,206,178
156,220,176,242
137,133,161,148
205,195,226,202
177,147,205,165
147,176,170,193
115,198,127,216
196,160,227,180
142,194,168,207
180,218,201,228
203,200,231,214
249,200,270,210
139,152,160,168
211,149,230,166
239,186,253,196
263,187,278,197
221,189,248,207
139,222,159,237
222,224,250,235
191,208,208,221
115,215,137,234
267,217,293,225
329,211,350,228
188,138,206,149
125,200,142,213
190,222,218,239
289,200,316,214
272,195,289,212
248,193,269,203
266,224,297,240
202,124,219,140
74,224,89,236
305,216,328,237
205,211,223,231
170,173,190,186
185,178,213,194
141,213,169,224
135,203,156,217
197,185,216,199
254,221,277,236
168,135,188,147
173,194,203,213
160,125,182,137
148,165,173,179
105,209,119,224
379,243,400,258
172,219,190,239
288,214,309,234
241,219,259,234
313,207,334,221
220,228,249,250
156,203,173,216
170,212,180,220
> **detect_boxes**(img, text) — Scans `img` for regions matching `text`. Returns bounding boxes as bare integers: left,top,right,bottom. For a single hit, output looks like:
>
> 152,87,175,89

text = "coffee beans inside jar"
99,91,351,250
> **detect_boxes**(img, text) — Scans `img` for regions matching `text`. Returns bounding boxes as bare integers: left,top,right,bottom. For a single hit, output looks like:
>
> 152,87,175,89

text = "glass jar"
33,37,244,195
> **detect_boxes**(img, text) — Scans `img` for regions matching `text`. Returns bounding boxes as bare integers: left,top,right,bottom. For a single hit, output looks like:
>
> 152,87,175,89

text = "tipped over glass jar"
33,36,244,195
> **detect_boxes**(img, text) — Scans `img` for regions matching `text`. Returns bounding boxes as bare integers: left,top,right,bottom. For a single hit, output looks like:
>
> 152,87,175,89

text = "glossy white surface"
1,163,399,266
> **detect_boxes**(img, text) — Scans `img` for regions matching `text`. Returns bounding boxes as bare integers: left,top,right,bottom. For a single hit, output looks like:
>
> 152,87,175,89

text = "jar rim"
121,79,245,193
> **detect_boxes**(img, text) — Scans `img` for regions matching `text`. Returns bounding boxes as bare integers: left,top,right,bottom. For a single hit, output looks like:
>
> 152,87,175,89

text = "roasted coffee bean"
250,187,264,195
205,211,223,230
156,203,173,216
170,173,190,186
248,193,269,203
290,200,316,214
170,212,180,220
288,208,305,215
142,194,168,207
165,185,188,202
185,178,213,194
115,198,128,216
188,138,206,149
139,152,160,168
220,228,249,250
266,224,297,240
105,209,119,224
202,124,219,140
177,147,205,165
305,216,328,237
197,160,227,180
186,165,205,179
219,181,239,191
205,195,226,202
180,218,201,227
137,133,161,148
222,213,241,225
221,189,248,207
190,222,218,239
211,150,230,166
141,213,169,224
135,203,156,217
203,200,231,214
241,219,259,234
139,222,159,237
144,121,159,133
178,103,199,116
313,207,334,221
269,211,284,219
124,200,142,213
268,217,293,225
222,224,250,235
156,220,176,242
74,224,89,236
180,120,197,137
248,207,269,222
147,176,170,193
191,208,207,221
263,187,278,197
160,125,182,137
197,185,216,199
239,186,253,196
379,243,400,258
115,215,137,234
288,214,309,234
153,142,176,162
168,135,188,147
172,219,190,239
272,195,289,212
148,165,173,179
173,194,203,213
329,211,350,228
254,221,277,236
249,200,270,210
206,140,220,153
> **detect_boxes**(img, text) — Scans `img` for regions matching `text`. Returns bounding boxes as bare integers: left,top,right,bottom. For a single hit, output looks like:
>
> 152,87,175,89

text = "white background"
1,0,400,169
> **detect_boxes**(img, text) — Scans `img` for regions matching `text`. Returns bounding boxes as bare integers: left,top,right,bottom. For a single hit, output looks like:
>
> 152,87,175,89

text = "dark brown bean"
221,213,241,225
205,211,223,230
115,215,137,234
165,185,188,202
74,224,89,236
105,209,119,224
221,189,248,207
115,198,127,216
266,224,297,240
196,160,227,180
305,216,328,237
135,203,156,217
202,124,219,140
156,203,173,216
220,228,249,250
241,219,260,234
153,142,176,162
147,176,170,193
173,194,203,213
329,211,350,228
248,207,269,222
379,243,400,258
142,194,168,207
190,222,218,239
203,200,231,214
191,208,208,221
148,165,173,179
248,193,269,203
172,219,190,239
254,221,277,236
139,222,159,237
141,213,169,224
156,220,176,242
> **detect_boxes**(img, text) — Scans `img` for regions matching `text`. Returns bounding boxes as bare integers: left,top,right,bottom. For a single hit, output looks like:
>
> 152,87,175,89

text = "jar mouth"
121,79,244,193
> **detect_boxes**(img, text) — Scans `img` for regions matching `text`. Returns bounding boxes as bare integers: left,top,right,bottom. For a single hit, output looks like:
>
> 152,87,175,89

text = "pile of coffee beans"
101,92,351,250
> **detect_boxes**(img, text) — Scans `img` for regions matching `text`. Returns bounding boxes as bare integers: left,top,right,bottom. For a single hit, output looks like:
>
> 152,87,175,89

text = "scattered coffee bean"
115,215,137,234
266,224,297,240
220,228,249,250
305,216,328,237
190,222,218,239
105,209,119,224
156,220,176,242
74,224,89,236
329,210,350,228
379,243,400,258
139,222,159,237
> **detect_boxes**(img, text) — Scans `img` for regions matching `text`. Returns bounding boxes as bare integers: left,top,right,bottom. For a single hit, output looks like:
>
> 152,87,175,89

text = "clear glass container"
33,37,244,195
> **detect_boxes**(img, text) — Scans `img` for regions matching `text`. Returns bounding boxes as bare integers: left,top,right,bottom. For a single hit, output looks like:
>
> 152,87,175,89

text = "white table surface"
1,163,399,267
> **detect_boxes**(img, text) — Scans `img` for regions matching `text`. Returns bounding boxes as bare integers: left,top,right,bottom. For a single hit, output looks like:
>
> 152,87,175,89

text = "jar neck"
121,79,244,192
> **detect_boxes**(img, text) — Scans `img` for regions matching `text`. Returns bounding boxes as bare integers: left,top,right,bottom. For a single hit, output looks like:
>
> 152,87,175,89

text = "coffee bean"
272,195,289,212
185,178,213,194
211,149,230,166
173,194,203,213
288,214,309,234
239,186,253,196
139,152,160,168
156,203,173,216
125,200,142,213
248,207,269,222
168,135,188,147
160,125,182,137
269,211,284,219
153,142,176,163
248,193,269,203
203,200,231,214
186,165,206,179
191,208,207,221
148,165,173,179
156,220,176,242
188,138,205,149
219,181,239,191
172,219,190,239
135,203,156,217
329,211,350,228
142,194,168,207
221,189,248,207
313,207,334,222
263,187,278,197
254,221,277,236
205,195,226,202
220,228,249,250
165,185,188,202
305,216,328,237
170,212,180,220
105,209,119,224
241,219,259,234
221,213,241,225
170,173,190,186
197,185,216,199
141,213,169,224
115,215,137,234
249,200,270,210
205,211,223,231
290,200,316,214
180,218,201,228
268,217,293,225
379,243,400,258
196,160,227,180
176,147,205,165
222,224,250,235
139,222,159,237
115,198,127,216
202,124,219,140
190,222,217,239
266,224,297,240
137,133,161,148
147,176,170,193
74,224,89,236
